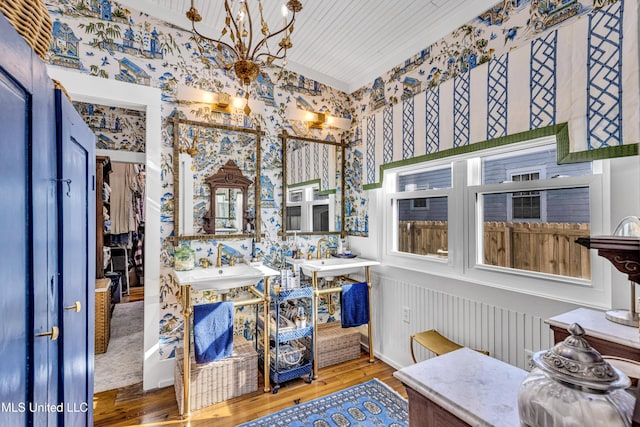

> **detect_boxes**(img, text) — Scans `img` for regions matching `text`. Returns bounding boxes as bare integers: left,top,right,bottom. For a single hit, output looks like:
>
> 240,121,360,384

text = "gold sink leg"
263,276,271,392
312,271,319,380
181,284,192,418
366,266,374,363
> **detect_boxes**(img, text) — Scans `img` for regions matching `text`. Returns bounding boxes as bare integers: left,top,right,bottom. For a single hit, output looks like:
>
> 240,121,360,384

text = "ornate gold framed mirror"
280,130,346,237
172,117,263,242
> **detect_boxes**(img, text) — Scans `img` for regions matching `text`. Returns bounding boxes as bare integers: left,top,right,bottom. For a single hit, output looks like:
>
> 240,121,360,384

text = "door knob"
65,301,81,312
36,326,59,341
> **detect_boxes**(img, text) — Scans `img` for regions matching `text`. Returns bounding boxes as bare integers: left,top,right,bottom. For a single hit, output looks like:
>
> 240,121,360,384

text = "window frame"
506,166,547,222
286,205,302,232
409,197,430,211
383,136,611,308
286,182,335,233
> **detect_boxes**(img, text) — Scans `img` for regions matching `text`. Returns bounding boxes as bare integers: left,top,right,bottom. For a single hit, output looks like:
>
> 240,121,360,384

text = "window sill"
379,253,610,310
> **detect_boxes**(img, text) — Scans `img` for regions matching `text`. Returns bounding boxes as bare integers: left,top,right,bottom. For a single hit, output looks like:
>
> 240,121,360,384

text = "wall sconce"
286,105,351,130
176,85,264,115
306,111,327,129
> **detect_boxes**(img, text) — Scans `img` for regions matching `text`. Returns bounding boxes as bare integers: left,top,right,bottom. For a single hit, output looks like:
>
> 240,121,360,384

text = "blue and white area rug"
237,379,408,427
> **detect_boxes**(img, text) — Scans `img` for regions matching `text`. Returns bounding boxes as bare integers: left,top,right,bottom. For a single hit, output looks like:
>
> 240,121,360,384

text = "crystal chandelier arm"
250,11,296,59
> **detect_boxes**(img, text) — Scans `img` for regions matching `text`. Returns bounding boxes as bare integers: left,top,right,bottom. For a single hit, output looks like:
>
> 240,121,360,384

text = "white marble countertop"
546,307,640,349
394,347,527,427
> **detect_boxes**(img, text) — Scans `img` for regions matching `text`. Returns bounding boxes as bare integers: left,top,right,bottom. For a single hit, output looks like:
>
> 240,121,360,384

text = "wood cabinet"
550,325,640,360
394,348,526,427
547,308,640,360
406,386,470,427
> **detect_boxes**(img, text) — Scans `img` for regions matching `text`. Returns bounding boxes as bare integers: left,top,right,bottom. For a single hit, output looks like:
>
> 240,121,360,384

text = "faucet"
317,238,330,259
216,244,235,268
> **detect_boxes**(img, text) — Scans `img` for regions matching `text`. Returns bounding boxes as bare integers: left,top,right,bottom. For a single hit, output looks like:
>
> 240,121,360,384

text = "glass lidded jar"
518,323,634,427
174,245,195,271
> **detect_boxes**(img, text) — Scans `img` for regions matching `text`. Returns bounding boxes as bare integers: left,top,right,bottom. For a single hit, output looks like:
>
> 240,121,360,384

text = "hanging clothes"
134,234,144,277
134,164,146,223
110,163,137,236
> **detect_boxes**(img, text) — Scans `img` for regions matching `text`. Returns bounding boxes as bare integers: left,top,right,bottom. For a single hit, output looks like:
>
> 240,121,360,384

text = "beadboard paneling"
371,272,554,370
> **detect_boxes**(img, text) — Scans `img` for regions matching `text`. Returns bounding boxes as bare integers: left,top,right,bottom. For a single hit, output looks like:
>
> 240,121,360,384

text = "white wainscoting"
370,272,554,370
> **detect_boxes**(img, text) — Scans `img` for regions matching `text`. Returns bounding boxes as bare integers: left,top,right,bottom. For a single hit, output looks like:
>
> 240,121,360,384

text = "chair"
410,329,489,363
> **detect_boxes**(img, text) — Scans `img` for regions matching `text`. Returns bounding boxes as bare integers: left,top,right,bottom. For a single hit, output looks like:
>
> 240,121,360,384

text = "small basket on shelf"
270,341,306,370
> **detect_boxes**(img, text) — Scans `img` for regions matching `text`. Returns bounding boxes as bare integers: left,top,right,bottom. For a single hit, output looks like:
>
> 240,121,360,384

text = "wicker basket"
270,341,305,370
317,322,361,369
0,0,52,60
95,278,112,354
174,338,257,413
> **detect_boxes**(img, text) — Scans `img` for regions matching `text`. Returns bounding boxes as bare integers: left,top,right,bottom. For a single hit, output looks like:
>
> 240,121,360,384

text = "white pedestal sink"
299,257,380,280
173,264,278,291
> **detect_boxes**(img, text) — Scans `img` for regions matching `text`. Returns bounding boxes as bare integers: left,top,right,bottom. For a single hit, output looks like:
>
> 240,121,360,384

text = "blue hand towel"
341,282,369,328
193,301,234,364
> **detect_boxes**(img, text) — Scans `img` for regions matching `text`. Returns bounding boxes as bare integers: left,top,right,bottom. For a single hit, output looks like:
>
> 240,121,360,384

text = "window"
384,137,610,307
510,171,542,220
286,206,301,231
286,183,335,232
410,198,430,211
477,146,592,279
289,189,303,203
391,165,452,259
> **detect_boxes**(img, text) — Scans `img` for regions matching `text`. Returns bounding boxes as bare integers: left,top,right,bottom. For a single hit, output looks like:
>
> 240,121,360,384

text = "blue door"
0,13,58,427
0,50,31,427
56,89,96,426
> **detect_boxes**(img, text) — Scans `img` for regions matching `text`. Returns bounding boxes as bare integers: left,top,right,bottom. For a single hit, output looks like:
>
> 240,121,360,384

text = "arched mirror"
172,117,262,241
281,130,345,236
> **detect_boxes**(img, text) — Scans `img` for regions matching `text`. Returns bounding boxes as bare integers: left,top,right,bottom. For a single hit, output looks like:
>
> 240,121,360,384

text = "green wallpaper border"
287,178,337,195
362,123,638,190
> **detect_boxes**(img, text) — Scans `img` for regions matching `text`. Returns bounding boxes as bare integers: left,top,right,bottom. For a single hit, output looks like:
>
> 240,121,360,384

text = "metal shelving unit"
257,286,314,393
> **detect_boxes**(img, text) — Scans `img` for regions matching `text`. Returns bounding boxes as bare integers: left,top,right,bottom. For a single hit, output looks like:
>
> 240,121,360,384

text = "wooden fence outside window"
398,221,591,279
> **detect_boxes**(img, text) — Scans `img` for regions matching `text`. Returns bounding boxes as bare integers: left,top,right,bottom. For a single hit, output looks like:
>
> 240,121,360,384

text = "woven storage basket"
317,322,361,369
95,278,112,354
174,338,257,413
0,0,52,60
269,340,306,370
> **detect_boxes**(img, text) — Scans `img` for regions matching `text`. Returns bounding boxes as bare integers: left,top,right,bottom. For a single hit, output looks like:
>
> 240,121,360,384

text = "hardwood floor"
93,351,407,426
120,285,144,303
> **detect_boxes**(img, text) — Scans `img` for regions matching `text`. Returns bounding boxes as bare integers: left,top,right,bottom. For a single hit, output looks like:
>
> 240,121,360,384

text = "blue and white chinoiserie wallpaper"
74,101,146,152
45,0,638,359
344,0,638,236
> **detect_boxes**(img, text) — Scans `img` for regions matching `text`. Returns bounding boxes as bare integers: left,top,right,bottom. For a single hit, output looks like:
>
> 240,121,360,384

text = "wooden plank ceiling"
117,0,500,93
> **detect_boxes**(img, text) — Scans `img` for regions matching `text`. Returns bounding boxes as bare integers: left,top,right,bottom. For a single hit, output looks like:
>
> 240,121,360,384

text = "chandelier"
186,0,303,115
